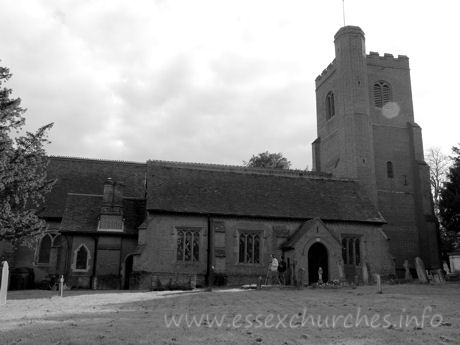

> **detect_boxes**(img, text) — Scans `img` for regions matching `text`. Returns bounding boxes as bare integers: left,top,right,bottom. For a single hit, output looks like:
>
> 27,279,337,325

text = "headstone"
257,276,262,289
362,263,369,285
297,268,304,289
375,273,382,294
435,269,445,283
415,257,428,283
318,267,323,284
403,260,412,280
0,261,9,305
425,269,433,282
443,261,450,274
431,272,441,284
337,260,345,282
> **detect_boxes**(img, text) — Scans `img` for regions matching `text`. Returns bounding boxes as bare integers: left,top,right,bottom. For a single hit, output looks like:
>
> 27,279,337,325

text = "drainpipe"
206,216,214,291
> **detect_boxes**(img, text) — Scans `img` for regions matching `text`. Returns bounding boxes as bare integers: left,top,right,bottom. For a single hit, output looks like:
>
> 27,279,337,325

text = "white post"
59,275,64,297
1,261,9,305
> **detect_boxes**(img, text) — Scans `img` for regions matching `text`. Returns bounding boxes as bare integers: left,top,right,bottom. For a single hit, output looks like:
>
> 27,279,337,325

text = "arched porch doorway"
308,242,328,284
123,255,134,290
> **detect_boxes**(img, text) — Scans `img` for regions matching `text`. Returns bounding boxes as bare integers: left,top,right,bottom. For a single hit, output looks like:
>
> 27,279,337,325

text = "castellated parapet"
315,59,335,87
367,51,410,69
316,51,409,87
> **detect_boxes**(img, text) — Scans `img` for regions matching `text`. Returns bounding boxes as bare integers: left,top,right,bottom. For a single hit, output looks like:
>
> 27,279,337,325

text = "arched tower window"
37,234,52,264
326,92,335,120
386,161,394,178
373,81,392,108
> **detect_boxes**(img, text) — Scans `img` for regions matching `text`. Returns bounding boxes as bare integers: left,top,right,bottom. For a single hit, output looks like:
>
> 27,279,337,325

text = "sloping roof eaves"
146,164,385,223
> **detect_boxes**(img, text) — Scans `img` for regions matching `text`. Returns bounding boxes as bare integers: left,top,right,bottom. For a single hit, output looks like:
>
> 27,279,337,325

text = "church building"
2,26,440,289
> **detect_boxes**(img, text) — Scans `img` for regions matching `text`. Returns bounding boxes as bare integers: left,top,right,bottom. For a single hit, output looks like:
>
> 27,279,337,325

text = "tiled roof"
60,193,145,233
146,162,385,223
40,156,146,218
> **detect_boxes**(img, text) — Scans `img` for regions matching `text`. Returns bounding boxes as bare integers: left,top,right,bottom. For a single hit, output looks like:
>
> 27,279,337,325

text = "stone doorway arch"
308,242,328,284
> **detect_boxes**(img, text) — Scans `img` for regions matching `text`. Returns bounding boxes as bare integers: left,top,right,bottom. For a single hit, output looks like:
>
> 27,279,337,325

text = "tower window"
326,92,335,120
373,81,392,108
386,161,394,178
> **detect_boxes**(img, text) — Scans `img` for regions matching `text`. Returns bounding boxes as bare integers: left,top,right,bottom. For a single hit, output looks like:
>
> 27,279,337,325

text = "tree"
426,147,450,217
244,151,291,169
439,145,460,251
0,64,54,247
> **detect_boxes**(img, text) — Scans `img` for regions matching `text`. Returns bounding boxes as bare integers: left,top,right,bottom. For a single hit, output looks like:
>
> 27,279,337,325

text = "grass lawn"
0,282,459,345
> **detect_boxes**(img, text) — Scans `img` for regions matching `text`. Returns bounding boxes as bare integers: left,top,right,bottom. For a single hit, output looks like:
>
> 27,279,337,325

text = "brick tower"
312,26,440,271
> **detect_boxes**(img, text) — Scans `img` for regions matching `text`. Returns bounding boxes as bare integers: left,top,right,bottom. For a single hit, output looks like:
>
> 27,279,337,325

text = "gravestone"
257,276,262,289
362,263,369,285
415,257,428,283
403,260,412,280
375,273,382,294
1,261,9,305
337,260,345,282
443,261,450,274
435,269,445,283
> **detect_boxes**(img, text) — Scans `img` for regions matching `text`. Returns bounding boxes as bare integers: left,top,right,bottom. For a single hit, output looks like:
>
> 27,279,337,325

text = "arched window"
386,161,394,178
37,234,52,264
72,244,90,271
326,92,335,120
373,81,392,108
75,245,89,270
238,231,261,264
176,228,200,262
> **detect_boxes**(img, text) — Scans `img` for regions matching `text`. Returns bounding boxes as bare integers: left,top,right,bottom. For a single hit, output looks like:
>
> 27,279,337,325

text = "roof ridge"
147,159,357,181
50,155,146,166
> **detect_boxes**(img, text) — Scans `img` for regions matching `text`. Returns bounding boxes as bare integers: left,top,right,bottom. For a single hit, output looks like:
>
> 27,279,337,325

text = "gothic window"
37,234,52,264
176,228,200,262
373,81,392,108
326,91,335,120
72,244,90,271
342,237,361,265
238,231,261,264
386,161,394,178
76,245,88,270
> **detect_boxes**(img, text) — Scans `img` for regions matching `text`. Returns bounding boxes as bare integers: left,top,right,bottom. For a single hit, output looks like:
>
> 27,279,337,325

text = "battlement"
315,59,336,85
366,51,409,69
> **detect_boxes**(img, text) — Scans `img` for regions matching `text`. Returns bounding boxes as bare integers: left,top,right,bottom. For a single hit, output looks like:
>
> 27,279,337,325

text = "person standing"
278,256,287,285
268,254,280,285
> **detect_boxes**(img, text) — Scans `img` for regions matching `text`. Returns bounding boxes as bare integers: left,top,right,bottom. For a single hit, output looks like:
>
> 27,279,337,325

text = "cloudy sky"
1,0,459,169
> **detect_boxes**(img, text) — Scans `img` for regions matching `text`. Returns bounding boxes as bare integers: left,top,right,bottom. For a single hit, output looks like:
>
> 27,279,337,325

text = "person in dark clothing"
278,256,287,285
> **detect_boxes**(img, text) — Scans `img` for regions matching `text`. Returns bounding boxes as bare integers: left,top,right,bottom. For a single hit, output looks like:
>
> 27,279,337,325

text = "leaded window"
177,228,200,262
238,232,261,264
342,237,361,265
